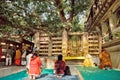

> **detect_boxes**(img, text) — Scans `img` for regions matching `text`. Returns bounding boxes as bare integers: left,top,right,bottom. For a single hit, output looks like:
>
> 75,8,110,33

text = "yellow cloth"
83,54,94,67
83,58,94,67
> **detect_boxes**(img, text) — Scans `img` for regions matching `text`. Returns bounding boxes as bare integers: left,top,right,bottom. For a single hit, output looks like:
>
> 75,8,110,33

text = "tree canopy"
0,0,93,41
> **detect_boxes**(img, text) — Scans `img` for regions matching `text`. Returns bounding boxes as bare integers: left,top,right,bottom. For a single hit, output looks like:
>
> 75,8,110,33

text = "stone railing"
103,37,120,48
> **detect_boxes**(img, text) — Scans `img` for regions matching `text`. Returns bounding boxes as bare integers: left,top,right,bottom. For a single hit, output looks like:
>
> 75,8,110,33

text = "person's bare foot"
29,76,32,80
33,76,36,80
57,75,62,78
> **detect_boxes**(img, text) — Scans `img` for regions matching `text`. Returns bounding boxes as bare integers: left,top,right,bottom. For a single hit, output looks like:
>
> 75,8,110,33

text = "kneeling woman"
29,53,42,79
54,54,66,78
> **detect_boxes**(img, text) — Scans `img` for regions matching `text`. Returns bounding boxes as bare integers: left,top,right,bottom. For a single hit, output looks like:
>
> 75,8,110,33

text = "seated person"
54,54,66,78
83,54,94,67
64,66,71,75
99,48,112,70
66,49,71,56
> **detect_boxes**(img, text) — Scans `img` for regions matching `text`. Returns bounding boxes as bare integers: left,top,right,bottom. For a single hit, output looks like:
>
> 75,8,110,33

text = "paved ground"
69,65,84,80
0,65,83,79
0,56,84,79
0,66,25,77
0,65,81,77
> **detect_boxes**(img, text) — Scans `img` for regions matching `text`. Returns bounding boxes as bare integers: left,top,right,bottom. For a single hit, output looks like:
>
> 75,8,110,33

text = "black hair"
33,53,38,56
64,66,71,75
58,54,63,60
102,47,106,52
8,46,11,49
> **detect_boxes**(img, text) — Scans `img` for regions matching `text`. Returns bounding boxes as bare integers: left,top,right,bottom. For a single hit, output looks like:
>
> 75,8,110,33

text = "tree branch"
54,0,67,23
68,0,75,22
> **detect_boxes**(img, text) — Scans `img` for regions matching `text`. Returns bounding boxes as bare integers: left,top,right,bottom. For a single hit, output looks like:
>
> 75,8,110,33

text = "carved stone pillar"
108,16,114,40
82,32,88,55
48,38,52,56
34,32,40,49
109,14,116,30
62,29,68,56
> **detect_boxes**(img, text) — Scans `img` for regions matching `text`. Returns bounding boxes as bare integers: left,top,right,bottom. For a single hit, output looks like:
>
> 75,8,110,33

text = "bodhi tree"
0,0,93,52
53,0,92,53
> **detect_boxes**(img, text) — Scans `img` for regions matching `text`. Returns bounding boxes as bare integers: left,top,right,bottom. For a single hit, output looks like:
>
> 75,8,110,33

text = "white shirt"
26,54,33,69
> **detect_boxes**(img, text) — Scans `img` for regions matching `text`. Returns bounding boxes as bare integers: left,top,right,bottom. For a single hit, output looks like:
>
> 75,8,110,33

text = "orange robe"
14,49,21,65
99,51,112,69
29,57,42,75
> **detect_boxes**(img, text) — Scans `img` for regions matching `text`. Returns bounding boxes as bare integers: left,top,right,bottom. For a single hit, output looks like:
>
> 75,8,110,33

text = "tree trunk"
54,0,75,55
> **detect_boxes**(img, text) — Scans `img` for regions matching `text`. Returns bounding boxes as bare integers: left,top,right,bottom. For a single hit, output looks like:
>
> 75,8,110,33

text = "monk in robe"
14,47,21,65
99,48,112,69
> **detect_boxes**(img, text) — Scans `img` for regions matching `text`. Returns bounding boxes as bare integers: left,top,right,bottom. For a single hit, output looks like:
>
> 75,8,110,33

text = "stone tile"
0,66,25,77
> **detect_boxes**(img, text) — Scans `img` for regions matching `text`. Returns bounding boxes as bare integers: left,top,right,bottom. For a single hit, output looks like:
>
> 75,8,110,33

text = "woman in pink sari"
29,53,42,79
